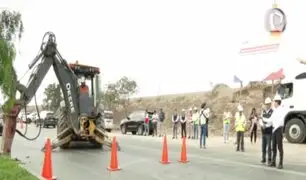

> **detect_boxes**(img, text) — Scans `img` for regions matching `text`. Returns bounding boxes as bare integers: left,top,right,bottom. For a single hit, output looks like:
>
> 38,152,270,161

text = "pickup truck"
36,112,58,128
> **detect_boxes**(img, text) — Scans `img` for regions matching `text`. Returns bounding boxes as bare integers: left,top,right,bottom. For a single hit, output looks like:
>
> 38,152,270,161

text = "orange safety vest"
80,85,89,94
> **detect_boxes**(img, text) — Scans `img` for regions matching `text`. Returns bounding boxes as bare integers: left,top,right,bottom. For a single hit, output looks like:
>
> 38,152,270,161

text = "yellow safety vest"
224,118,230,124
235,114,246,132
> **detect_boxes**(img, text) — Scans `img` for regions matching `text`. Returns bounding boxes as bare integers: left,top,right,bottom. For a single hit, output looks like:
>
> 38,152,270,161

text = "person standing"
158,108,165,137
249,108,259,144
144,110,150,136
259,97,273,165
172,109,179,139
187,108,193,139
180,109,187,138
223,110,232,143
152,110,159,137
235,105,246,152
268,95,285,169
192,107,199,139
199,103,209,149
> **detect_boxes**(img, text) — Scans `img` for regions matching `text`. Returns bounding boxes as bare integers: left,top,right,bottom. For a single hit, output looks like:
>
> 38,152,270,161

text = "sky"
1,0,306,105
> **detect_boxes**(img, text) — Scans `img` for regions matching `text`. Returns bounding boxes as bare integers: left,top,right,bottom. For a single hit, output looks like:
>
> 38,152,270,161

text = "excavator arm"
16,32,81,134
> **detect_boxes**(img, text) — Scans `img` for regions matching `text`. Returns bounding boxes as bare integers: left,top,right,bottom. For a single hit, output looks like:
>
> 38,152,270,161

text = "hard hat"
182,108,185,112
274,94,282,101
237,105,243,111
193,107,198,110
189,108,193,111
264,97,272,104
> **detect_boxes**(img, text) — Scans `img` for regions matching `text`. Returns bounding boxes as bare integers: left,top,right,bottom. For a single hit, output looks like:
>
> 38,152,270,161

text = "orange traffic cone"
160,135,171,164
41,138,56,180
178,137,189,163
107,136,121,171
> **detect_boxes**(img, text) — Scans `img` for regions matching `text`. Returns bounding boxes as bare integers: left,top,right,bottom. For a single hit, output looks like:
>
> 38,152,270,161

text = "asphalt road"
3,124,306,180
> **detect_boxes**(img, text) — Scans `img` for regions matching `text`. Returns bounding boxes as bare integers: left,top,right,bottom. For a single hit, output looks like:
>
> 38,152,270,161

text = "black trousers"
181,122,186,138
272,127,284,165
250,125,257,143
262,133,272,162
236,131,244,150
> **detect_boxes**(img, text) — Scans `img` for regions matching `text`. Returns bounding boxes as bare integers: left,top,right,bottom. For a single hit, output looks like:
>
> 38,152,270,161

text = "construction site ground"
2,124,306,180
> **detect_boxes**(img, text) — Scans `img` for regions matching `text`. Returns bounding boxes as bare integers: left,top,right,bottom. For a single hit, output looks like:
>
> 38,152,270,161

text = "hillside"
113,82,276,136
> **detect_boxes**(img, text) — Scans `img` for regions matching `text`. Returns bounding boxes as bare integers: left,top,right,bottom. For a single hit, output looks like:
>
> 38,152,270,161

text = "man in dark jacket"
158,108,165,137
260,97,274,165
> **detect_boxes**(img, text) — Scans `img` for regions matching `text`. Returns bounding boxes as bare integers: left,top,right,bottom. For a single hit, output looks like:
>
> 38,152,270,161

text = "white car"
104,110,113,132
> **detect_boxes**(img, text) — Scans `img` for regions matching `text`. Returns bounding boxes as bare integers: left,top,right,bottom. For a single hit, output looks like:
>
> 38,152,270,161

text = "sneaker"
277,164,283,169
261,159,266,164
268,162,276,167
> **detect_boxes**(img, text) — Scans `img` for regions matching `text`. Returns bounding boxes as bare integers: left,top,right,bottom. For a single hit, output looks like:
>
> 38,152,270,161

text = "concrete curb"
19,164,43,180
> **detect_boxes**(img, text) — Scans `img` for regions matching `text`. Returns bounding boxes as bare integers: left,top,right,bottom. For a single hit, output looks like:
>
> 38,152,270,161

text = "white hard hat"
189,108,193,111
237,105,243,111
193,107,198,110
274,94,282,101
264,97,272,104
182,108,185,112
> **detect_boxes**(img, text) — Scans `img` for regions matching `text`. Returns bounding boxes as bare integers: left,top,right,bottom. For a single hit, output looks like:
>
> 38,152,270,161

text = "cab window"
277,83,293,99
104,112,113,119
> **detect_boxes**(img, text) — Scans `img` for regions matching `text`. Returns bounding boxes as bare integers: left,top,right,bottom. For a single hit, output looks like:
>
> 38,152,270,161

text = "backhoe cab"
55,61,112,149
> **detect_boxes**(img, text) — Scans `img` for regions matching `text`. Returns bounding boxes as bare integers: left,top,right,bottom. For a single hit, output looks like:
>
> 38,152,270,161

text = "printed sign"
265,8,287,33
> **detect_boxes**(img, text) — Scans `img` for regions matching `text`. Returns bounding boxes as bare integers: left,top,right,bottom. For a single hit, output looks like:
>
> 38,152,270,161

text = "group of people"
171,103,211,148
223,94,285,169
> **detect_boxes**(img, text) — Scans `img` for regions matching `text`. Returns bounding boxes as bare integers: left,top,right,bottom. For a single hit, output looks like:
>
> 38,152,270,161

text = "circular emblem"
265,8,287,33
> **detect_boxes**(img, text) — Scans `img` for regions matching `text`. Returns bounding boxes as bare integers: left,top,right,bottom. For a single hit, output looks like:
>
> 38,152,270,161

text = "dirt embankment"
113,82,275,135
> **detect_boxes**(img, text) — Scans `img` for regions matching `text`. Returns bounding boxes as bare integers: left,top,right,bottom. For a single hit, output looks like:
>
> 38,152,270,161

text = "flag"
233,75,242,83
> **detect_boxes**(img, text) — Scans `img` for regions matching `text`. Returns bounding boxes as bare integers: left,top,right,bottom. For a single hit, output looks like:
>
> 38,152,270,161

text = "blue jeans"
223,123,230,142
200,124,207,147
144,123,149,135
194,124,199,139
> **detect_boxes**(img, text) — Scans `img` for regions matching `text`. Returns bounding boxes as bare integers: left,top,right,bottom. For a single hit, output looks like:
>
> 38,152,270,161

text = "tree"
42,83,62,111
101,83,120,110
0,10,24,155
100,77,137,113
115,76,137,115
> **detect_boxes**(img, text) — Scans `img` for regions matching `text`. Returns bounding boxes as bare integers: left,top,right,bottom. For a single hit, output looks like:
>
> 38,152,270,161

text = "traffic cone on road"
160,135,171,164
41,138,56,180
178,137,189,163
107,136,121,171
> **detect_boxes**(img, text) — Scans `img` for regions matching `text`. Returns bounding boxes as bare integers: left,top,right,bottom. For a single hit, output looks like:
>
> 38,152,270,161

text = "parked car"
120,110,154,135
36,111,57,128
0,114,3,136
104,110,113,132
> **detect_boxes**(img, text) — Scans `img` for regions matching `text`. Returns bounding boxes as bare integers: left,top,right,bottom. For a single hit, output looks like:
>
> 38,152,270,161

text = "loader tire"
57,110,70,149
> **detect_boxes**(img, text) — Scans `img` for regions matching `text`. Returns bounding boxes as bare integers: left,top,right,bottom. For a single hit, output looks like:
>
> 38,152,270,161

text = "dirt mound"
113,82,273,135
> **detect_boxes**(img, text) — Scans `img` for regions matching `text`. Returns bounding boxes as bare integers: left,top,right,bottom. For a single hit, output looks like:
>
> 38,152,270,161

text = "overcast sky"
1,0,306,105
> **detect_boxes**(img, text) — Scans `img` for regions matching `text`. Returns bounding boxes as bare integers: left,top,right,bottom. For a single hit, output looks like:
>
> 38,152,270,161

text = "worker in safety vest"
223,110,232,143
235,105,246,152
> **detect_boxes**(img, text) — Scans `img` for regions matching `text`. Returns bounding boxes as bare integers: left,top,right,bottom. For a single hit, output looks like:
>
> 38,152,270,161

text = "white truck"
276,71,306,143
